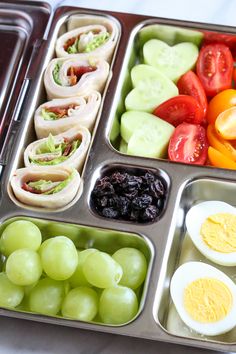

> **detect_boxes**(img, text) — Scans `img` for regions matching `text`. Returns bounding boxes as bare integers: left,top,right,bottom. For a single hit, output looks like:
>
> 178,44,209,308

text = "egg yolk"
200,213,236,253
184,278,232,323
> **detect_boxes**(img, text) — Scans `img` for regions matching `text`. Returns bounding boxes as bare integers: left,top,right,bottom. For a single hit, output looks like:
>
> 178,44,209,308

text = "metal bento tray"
1,1,236,352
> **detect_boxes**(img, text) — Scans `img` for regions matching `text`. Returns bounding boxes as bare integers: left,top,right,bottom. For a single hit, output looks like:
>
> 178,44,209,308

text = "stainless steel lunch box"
1,1,236,351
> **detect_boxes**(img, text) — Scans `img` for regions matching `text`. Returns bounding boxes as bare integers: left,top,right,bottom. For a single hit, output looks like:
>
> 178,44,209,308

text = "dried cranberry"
149,179,165,198
142,172,155,185
94,196,108,208
121,175,142,192
123,189,138,200
92,177,115,197
132,194,152,210
140,205,158,222
110,172,127,186
102,207,119,219
116,196,131,217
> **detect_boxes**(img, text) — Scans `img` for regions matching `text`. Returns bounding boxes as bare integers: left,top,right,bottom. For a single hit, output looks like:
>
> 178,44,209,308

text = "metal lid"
0,1,51,156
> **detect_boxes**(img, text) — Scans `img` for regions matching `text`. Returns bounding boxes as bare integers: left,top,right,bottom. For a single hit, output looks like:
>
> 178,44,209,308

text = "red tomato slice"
202,31,236,59
196,43,233,97
153,95,204,127
168,123,208,165
177,71,208,119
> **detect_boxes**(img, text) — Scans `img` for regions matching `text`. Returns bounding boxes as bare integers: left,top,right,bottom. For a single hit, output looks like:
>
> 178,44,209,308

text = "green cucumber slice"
175,28,203,47
127,116,174,159
119,139,128,154
121,111,158,143
120,110,175,158
110,115,120,143
143,39,199,82
125,64,178,112
139,24,203,47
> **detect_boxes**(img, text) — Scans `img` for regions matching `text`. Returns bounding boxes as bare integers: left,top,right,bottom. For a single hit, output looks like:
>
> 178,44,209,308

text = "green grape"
0,272,24,308
62,287,98,321
69,249,97,288
0,220,42,256
29,277,65,316
99,286,138,324
40,236,78,281
45,223,80,247
82,251,123,288
112,248,147,289
6,249,42,286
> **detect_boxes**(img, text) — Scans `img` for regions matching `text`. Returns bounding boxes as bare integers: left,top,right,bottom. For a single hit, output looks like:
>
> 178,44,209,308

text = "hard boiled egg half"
185,201,236,266
170,262,236,336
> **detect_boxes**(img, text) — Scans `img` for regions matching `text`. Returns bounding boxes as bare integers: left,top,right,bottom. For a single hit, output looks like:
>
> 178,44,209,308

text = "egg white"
185,201,236,266
170,262,236,336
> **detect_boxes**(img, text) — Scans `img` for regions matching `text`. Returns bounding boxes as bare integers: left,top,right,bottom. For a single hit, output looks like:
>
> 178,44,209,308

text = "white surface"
2,0,236,353
55,0,236,26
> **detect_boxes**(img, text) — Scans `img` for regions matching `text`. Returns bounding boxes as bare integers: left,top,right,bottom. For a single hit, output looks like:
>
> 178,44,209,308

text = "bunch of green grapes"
0,219,148,325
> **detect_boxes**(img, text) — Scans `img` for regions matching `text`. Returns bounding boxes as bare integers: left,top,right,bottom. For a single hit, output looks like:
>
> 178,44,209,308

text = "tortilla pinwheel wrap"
55,16,119,62
34,92,101,138
24,126,91,172
10,167,80,209
44,56,109,100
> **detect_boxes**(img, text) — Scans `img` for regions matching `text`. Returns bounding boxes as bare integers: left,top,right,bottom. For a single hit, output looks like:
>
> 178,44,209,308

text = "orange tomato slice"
207,124,236,161
206,89,236,124
215,107,236,140
208,146,236,169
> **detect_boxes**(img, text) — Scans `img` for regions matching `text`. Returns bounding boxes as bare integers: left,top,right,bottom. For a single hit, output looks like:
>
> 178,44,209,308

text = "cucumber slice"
143,39,199,82
127,116,175,159
119,139,128,153
125,65,178,112
175,29,203,47
121,111,158,143
110,115,120,143
139,24,203,47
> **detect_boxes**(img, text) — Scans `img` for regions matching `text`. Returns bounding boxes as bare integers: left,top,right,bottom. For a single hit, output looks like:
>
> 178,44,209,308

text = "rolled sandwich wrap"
10,167,80,209
34,92,101,138
24,126,91,172
56,17,119,62
44,57,109,100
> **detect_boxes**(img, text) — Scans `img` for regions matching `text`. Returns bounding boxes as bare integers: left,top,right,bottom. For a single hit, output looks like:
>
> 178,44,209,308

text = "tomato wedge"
196,43,233,97
168,123,208,165
177,71,208,118
153,95,204,127
67,66,96,85
202,31,236,59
